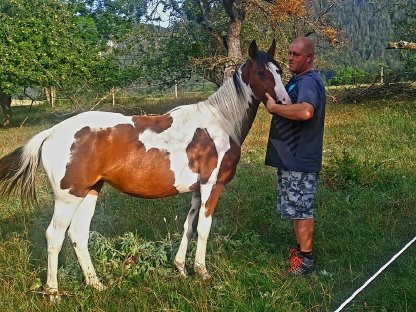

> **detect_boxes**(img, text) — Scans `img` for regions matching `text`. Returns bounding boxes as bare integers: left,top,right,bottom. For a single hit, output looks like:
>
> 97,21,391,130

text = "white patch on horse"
267,63,292,105
138,105,226,193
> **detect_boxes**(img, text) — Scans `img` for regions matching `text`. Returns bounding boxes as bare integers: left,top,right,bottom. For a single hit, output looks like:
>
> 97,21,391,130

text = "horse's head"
240,40,291,105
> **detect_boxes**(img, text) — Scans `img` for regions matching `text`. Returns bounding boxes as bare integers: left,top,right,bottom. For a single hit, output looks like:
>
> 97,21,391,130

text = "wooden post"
51,86,56,108
112,88,115,107
174,81,178,98
380,66,384,84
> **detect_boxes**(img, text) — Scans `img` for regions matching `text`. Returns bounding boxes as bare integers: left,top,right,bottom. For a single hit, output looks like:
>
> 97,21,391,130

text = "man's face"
288,41,312,75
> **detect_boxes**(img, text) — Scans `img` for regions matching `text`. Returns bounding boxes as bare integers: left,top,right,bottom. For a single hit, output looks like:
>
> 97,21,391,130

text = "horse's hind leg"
174,190,201,277
46,196,82,296
67,190,105,290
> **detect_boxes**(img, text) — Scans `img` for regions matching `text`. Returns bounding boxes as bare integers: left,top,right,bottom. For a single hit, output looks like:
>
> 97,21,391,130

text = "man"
264,37,326,275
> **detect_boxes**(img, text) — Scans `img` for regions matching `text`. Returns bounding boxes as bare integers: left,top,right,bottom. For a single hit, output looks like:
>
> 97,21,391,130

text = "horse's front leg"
193,183,224,280
174,190,201,277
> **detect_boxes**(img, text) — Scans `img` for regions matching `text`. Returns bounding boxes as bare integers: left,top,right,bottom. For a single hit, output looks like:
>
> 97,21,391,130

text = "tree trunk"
0,91,12,127
223,19,244,82
222,0,246,83
387,41,416,50
51,86,56,108
44,87,57,107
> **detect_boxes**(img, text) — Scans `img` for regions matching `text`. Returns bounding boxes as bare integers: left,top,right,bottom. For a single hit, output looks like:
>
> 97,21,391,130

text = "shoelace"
288,255,303,272
289,248,300,263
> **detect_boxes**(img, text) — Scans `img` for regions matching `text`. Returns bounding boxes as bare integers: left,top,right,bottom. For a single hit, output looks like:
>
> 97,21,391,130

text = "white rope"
334,236,416,312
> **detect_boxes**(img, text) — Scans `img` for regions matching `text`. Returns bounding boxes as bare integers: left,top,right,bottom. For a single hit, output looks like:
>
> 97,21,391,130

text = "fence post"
111,88,115,106
380,66,384,84
174,80,178,98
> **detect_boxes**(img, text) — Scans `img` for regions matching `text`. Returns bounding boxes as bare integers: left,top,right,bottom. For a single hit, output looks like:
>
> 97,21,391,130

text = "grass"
0,97,415,311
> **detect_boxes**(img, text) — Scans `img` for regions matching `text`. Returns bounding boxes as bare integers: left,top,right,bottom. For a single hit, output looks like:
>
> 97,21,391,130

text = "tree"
68,0,148,44
383,0,416,49
148,0,339,85
378,0,416,77
0,0,150,125
0,0,104,124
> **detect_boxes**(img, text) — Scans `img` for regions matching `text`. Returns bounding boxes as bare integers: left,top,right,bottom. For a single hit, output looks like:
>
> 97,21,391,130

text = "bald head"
288,37,315,75
292,37,315,55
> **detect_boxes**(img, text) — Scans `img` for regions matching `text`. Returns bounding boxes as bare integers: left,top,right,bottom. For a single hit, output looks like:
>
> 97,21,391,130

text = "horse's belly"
106,175,181,198
103,150,198,198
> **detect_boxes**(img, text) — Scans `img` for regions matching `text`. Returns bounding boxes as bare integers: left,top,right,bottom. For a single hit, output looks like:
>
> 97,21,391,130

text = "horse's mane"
167,53,279,145
195,67,252,145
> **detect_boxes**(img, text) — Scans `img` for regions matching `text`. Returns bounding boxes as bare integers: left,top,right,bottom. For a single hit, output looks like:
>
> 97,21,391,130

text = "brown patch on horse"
132,114,173,134
204,139,241,217
186,128,218,185
61,124,178,198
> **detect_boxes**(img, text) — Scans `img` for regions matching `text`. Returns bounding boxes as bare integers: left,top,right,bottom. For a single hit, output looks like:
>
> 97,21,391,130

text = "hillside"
326,0,402,73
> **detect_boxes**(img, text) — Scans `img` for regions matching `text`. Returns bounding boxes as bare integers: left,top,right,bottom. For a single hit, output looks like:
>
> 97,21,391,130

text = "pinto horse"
0,40,290,295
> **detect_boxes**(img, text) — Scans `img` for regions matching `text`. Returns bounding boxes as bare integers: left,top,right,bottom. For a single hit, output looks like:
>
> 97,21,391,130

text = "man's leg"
294,219,314,253
288,219,316,275
286,171,318,275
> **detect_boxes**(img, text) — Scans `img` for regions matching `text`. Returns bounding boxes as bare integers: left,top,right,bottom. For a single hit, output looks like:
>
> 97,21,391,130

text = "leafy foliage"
0,0,102,95
384,0,416,77
88,231,173,280
330,66,368,85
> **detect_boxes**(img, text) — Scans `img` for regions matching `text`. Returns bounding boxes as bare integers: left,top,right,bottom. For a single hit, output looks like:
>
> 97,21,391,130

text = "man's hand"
263,92,314,121
264,93,278,114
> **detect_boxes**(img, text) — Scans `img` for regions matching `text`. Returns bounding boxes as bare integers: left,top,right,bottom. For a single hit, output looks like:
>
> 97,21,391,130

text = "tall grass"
0,99,415,311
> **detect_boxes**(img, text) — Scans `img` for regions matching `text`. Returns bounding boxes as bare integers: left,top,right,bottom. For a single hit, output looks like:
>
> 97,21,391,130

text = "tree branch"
198,0,227,50
386,41,416,50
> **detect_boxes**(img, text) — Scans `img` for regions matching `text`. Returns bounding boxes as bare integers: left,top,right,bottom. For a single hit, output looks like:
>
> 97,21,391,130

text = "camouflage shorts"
277,170,319,220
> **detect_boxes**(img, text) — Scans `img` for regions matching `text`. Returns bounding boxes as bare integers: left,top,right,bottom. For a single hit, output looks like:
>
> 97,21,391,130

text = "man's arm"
264,93,314,121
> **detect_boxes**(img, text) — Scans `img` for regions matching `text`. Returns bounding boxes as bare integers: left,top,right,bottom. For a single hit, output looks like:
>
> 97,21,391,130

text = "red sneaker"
287,254,315,276
288,246,301,264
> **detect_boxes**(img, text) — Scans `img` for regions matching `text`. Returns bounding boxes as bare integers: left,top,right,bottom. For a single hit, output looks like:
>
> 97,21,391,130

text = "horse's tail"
0,127,54,205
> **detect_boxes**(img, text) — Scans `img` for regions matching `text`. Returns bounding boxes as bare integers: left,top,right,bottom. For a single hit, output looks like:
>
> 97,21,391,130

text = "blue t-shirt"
265,70,326,172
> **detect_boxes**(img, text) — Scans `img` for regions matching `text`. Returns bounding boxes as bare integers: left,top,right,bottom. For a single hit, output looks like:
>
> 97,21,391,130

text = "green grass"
0,98,415,311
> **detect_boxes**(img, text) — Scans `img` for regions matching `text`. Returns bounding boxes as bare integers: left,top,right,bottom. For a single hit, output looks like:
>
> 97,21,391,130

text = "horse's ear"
248,40,258,59
267,39,276,58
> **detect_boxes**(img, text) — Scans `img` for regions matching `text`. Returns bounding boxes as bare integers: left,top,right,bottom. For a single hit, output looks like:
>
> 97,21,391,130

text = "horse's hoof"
200,271,211,281
174,260,189,277
49,293,61,304
45,288,61,304
88,280,107,291
194,263,211,280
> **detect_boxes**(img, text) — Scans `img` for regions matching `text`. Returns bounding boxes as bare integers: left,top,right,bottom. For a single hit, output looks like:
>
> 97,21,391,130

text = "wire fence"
11,80,217,109
324,70,416,103
11,70,416,108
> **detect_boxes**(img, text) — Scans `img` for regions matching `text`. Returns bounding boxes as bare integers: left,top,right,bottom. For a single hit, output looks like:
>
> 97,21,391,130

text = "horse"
0,40,290,297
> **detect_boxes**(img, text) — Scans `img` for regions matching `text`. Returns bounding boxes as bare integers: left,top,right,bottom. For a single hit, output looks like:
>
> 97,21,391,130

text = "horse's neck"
239,100,260,144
